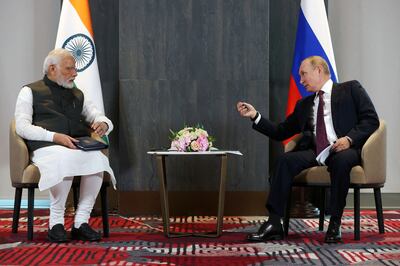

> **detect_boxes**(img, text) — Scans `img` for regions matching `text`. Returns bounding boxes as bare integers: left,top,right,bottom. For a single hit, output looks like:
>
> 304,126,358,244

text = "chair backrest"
9,119,42,186
360,119,386,183
9,120,30,184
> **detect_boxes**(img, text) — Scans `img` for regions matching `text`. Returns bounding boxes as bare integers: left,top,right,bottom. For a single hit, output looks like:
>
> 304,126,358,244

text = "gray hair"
42,48,74,74
305,55,331,76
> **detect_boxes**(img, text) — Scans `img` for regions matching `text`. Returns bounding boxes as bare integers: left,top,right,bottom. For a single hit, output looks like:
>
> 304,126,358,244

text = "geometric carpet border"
0,209,399,265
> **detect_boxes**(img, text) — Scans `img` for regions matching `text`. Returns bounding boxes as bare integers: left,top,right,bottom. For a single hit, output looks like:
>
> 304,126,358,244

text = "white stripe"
301,0,338,80
55,0,105,113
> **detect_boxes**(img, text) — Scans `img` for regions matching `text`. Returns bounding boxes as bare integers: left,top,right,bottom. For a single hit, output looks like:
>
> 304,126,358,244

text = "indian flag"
55,0,105,114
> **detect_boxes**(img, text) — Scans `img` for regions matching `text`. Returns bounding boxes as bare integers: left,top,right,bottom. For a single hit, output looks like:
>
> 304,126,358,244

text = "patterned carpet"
0,209,399,265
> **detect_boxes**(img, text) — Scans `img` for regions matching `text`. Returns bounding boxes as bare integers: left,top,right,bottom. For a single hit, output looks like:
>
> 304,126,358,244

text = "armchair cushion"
293,165,371,186
19,165,41,185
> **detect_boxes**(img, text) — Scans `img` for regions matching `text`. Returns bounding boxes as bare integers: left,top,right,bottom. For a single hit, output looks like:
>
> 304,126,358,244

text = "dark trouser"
266,148,360,219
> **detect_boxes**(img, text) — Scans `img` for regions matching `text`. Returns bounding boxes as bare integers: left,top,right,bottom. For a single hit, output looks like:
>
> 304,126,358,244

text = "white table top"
147,150,242,156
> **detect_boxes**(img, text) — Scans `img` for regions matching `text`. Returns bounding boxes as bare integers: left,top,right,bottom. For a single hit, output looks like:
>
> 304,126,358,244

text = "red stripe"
285,75,302,117
283,75,302,145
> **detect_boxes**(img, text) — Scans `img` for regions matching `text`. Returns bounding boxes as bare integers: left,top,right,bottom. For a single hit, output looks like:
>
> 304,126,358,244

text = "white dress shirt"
313,79,338,145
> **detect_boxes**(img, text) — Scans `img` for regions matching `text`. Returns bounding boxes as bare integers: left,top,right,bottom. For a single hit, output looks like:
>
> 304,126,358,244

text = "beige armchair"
9,120,111,240
283,120,386,240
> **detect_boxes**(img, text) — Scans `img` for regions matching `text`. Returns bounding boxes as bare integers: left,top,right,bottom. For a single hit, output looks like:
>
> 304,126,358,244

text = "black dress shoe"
71,223,101,241
247,221,284,242
48,224,68,243
325,219,342,243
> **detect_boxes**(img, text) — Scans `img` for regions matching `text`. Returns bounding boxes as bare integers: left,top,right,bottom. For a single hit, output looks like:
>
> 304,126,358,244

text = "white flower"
170,125,214,152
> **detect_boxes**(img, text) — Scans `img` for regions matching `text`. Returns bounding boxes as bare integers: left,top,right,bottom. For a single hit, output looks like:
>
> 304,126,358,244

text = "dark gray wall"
91,0,301,193
119,0,270,191
269,0,300,166
90,0,119,176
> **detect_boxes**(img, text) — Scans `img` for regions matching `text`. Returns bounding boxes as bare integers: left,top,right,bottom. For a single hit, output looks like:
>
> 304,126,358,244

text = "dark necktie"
316,90,330,155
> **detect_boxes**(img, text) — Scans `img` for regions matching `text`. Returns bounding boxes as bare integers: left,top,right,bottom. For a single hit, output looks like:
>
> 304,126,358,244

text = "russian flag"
285,0,338,142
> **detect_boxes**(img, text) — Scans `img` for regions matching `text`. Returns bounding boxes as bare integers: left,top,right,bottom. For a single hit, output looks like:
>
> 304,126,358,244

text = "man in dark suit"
237,55,379,243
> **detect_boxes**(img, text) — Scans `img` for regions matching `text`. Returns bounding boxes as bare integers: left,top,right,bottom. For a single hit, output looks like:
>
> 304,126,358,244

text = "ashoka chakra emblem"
62,33,95,72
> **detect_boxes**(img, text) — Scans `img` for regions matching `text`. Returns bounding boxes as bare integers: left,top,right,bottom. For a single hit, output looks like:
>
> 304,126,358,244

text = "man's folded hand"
91,122,108,137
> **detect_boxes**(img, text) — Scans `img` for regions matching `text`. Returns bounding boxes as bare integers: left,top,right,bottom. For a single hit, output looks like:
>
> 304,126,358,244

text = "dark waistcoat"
26,76,90,151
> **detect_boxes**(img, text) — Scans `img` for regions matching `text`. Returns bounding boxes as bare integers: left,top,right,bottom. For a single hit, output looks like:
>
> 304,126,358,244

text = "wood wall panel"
120,0,269,80
119,80,269,191
118,0,271,192
90,0,119,210
268,0,300,163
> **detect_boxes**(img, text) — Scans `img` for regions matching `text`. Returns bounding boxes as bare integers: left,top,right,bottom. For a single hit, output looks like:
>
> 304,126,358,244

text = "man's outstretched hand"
53,133,78,149
236,101,257,119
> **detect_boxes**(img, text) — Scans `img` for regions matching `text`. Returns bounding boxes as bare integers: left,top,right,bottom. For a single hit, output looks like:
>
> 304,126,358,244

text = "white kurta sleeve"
14,86,55,141
81,98,114,135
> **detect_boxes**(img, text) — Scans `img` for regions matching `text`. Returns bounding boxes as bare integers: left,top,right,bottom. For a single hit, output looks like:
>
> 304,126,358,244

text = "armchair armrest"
284,134,303,153
90,131,109,157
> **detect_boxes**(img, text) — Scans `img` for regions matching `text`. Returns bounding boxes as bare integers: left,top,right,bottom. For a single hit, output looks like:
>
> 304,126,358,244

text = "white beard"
56,72,74,89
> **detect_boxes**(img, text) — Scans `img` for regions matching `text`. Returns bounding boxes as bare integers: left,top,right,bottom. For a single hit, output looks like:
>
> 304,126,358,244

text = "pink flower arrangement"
169,126,215,152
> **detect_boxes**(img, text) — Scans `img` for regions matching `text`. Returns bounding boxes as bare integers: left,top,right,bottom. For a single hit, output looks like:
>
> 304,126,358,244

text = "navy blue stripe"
291,9,338,98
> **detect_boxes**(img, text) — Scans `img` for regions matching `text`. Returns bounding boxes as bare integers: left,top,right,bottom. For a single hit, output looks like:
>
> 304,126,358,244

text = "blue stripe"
0,199,50,209
291,9,338,98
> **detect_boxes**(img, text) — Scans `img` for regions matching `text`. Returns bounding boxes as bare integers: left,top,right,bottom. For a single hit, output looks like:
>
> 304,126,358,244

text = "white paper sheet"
316,144,333,165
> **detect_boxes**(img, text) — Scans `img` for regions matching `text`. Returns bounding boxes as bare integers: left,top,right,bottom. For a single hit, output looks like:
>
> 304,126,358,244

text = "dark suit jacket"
253,80,379,150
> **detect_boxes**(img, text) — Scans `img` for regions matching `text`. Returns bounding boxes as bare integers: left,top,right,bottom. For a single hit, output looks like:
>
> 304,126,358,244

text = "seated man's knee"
328,149,360,169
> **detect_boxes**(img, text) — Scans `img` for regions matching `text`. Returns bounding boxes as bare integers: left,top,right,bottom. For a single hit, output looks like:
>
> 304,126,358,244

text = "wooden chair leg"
27,188,35,240
318,187,326,231
283,187,292,237
354,187,360,240
374,187,385,234
12,188,23,233
100,184,110,237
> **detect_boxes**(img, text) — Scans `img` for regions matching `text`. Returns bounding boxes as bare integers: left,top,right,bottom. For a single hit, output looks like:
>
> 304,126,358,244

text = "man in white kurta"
15,49,116,242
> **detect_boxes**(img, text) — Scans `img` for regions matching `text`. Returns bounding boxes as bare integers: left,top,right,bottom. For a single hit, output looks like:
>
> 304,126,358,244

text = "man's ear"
316,65,323,74
48,64,56,73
